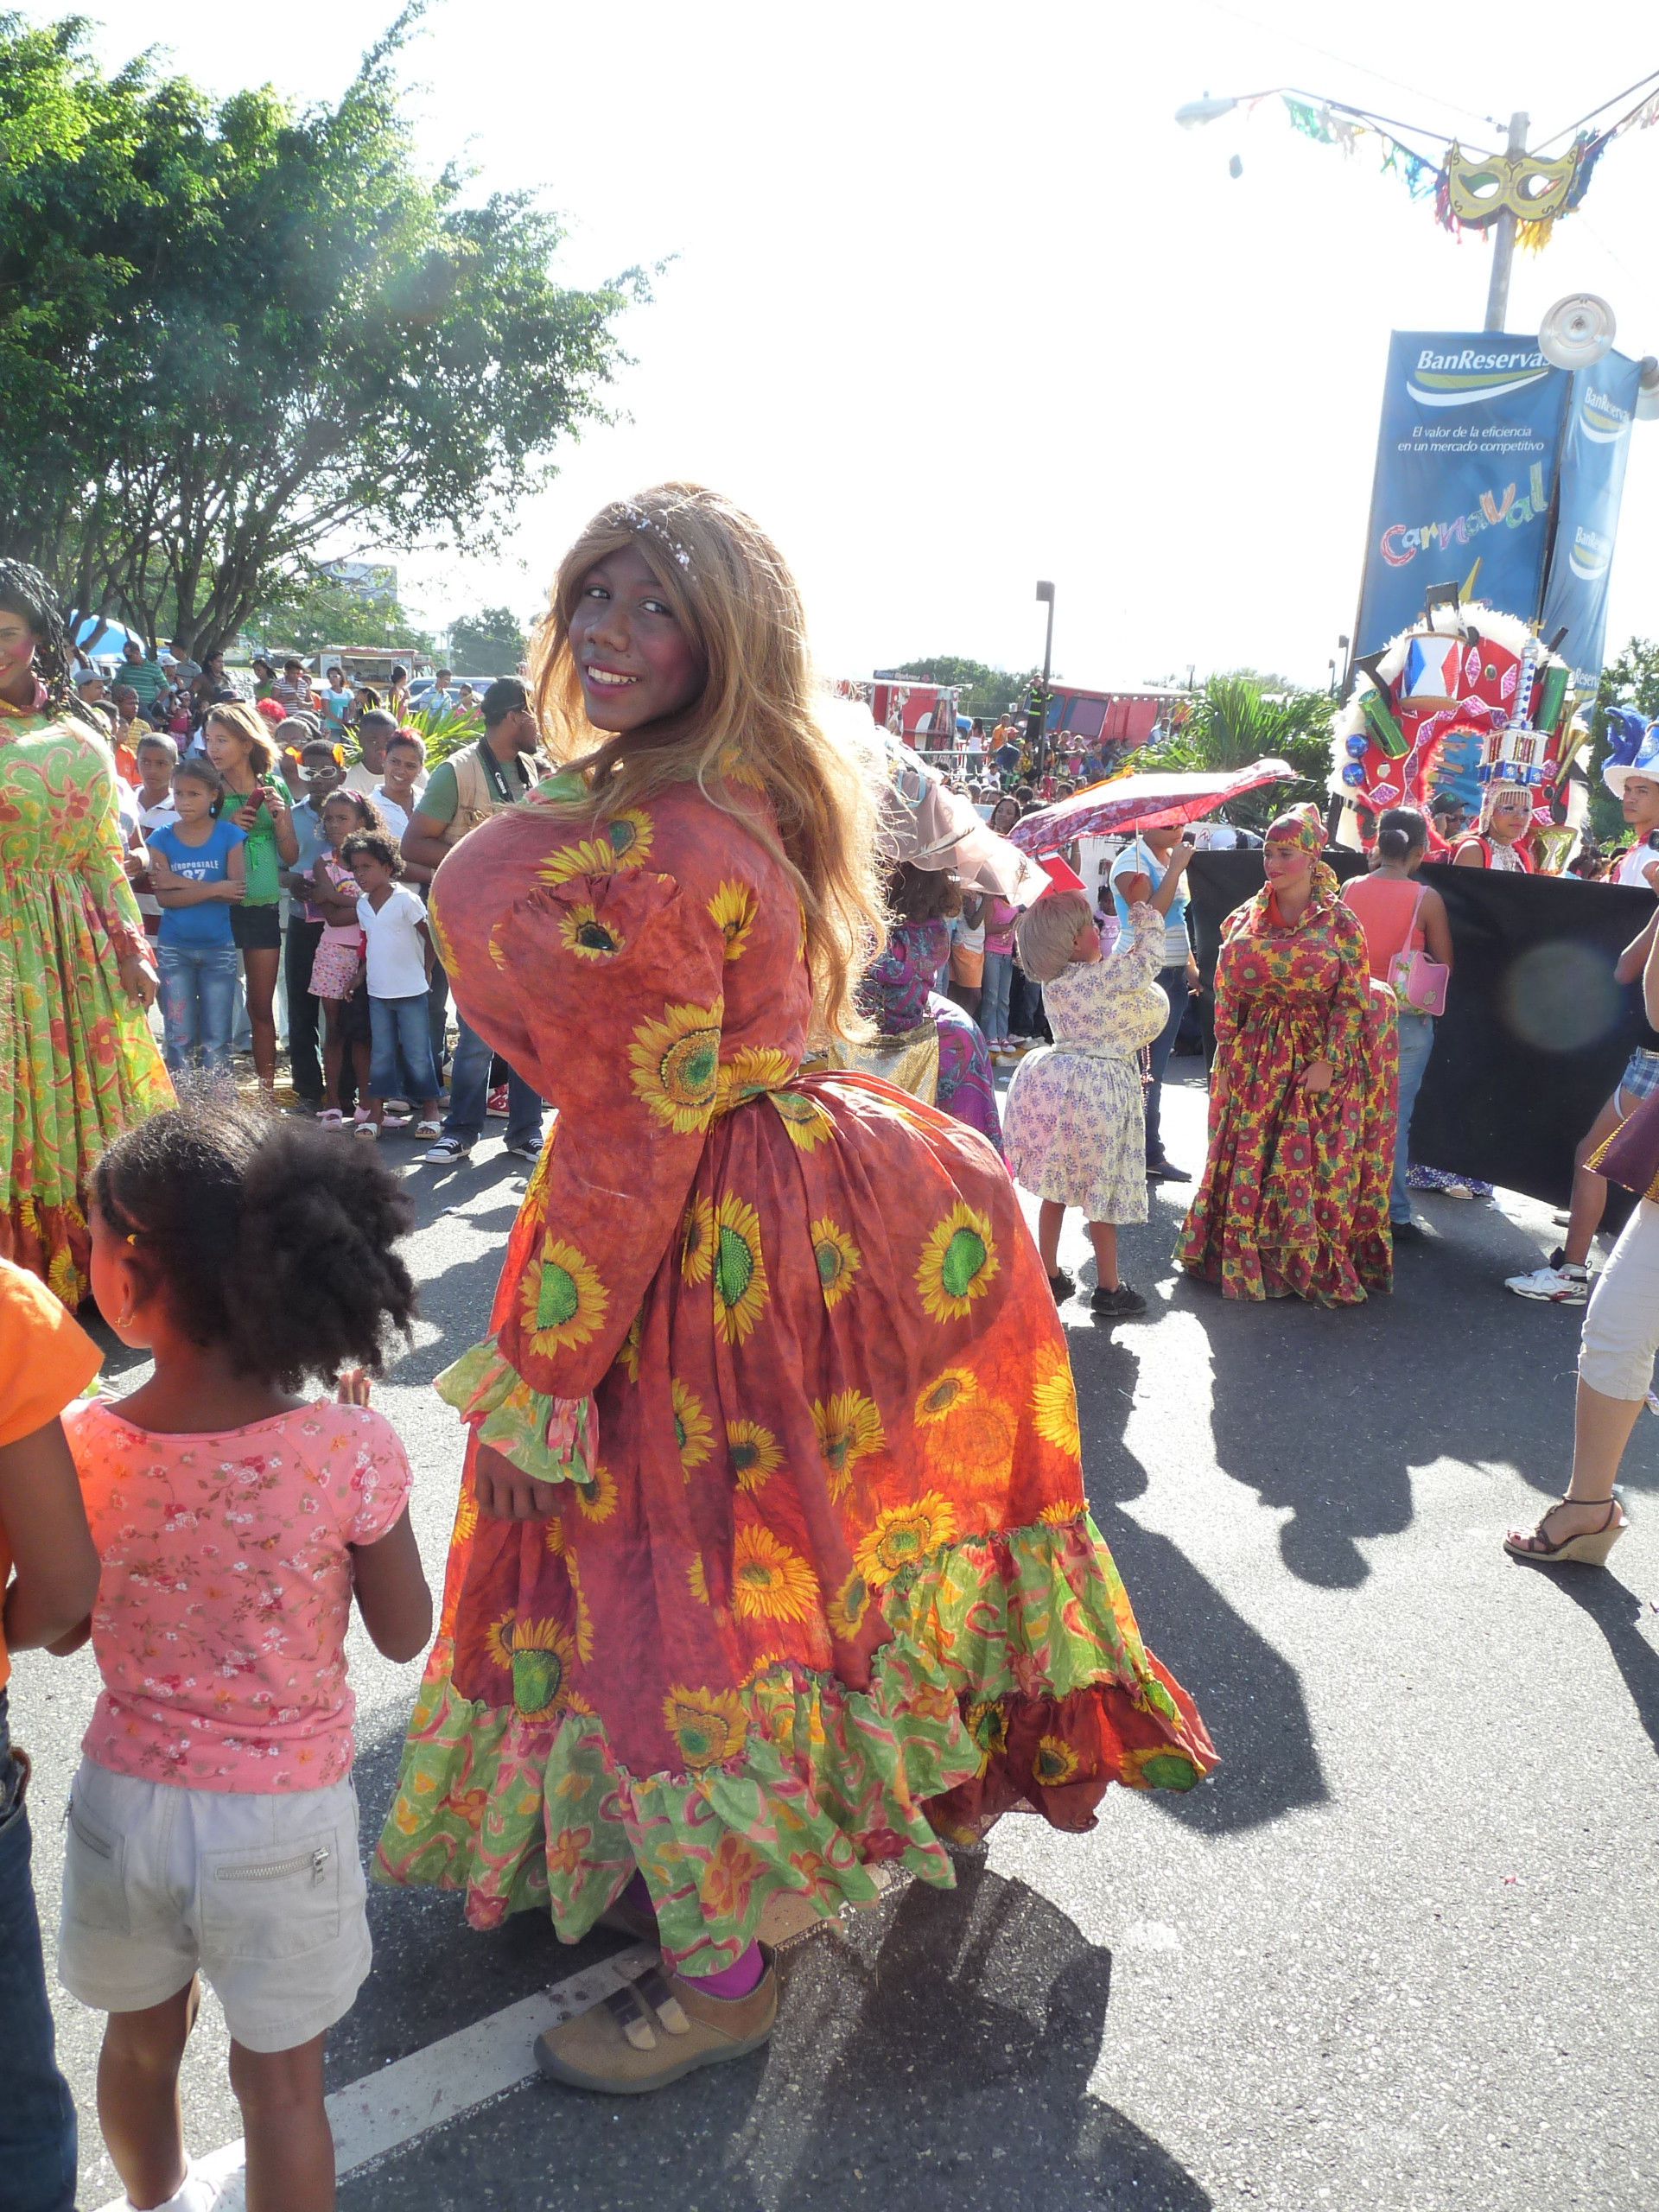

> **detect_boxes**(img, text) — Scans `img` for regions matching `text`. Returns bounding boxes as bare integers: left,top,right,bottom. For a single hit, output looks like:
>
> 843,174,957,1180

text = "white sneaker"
1504,1262,1590,1305
130,2160,222,2212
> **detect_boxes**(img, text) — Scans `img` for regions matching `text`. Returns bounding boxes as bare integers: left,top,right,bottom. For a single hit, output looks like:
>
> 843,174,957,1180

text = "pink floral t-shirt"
67,1397,413,1792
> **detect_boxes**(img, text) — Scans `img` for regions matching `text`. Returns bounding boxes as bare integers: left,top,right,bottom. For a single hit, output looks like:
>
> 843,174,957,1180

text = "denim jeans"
0,1692,78,2212
368,993,442,1104
442,1014,543,1147
981,950,1014,1042
1145,963,1192,1164
1392,1011,1435,1223
156,940,239,1077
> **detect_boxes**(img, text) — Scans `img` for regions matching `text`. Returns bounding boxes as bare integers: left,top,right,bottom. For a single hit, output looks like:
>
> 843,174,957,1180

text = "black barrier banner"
1185,853,1654,1208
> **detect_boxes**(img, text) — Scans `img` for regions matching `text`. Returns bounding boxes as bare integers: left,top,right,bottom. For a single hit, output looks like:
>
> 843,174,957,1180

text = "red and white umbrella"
1008,758,1296,852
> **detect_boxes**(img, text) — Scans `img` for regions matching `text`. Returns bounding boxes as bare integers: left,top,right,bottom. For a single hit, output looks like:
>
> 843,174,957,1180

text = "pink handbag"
1387,883,1449,1017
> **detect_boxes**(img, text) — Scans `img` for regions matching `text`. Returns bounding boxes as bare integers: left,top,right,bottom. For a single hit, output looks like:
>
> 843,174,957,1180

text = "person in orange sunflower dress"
1178,805,1396,1305
375,486,1214,2093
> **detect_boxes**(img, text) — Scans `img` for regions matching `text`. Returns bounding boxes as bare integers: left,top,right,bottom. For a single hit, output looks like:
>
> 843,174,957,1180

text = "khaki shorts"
58,1760,370,2053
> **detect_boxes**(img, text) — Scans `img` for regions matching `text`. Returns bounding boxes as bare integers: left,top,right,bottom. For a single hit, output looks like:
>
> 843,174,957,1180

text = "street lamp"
1028,581,1056,767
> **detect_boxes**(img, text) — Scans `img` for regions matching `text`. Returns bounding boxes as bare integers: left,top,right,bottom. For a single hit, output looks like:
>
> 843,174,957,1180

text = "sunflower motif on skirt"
707,879,759,961
731,1523,821,1622
810,1389,884,1497
917,1202,1000,1323
680,1194,715,1286
824,1567,873,1642
727,1419,783,1492
767,1089,834,1150
715,1044,798,1112
518,1236,608,1360
661,1684,748,1772
573,1462,618,1522
671,1376,715,1474
854,1493,959,1588
924,1391,1017,1495
628,999,724,1135
711,1194,769,1345
485,1614,585,1721
810,1216,861,1310
914,1366,977,1426
1032,1734,1084,1787
1031,1341,1082,1458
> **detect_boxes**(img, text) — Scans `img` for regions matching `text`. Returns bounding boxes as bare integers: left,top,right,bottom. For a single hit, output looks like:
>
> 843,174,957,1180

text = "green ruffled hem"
434,1339,594,1485
373,1516,1213,1970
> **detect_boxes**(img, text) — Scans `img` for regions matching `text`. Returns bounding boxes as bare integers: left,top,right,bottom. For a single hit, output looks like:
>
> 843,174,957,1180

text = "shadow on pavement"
340,1866,1211,2211
722,1861,1211,2210
1535,1565,1659,1758
1075,1337,1329,1836
1166,1202,1653,1590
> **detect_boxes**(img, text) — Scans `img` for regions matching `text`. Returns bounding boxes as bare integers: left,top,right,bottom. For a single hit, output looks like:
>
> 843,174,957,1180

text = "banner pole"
1483,111,1529,333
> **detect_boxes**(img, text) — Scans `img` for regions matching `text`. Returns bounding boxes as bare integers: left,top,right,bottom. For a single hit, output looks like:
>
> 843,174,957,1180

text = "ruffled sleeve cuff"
434,1338,595,1486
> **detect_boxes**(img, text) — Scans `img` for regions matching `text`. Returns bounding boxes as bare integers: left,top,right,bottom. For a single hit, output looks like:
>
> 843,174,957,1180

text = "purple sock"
683,1941,764,1999
622,1870,656,1918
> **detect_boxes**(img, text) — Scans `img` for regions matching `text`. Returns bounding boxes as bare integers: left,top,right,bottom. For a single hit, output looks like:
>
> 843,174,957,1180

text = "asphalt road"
15,1063,1659,2212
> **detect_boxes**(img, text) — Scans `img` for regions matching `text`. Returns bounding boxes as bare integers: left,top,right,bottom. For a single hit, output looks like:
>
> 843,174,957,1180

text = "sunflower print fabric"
377,779,1213,1968
1177,866,1397,1306
0,707,172,1304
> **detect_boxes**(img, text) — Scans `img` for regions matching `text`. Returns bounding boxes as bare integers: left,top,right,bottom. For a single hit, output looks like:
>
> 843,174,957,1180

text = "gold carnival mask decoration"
1445,142,1578,225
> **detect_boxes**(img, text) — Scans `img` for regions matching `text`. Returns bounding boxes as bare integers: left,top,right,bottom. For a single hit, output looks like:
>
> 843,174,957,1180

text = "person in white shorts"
54,1104,431,2212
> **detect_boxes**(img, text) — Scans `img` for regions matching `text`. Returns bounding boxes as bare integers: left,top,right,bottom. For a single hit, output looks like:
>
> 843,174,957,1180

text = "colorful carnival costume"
1178,831,1396,1306
1004,901,1166,1223
377,778,1213,1970
854,916,1003,1153
0,696,171,1303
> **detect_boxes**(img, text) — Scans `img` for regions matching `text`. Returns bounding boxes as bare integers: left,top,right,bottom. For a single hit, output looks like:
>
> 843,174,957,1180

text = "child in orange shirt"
0,1257,103,2212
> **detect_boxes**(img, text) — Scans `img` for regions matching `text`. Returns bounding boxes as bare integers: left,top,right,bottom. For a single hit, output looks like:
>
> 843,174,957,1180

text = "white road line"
92,1945,658,2212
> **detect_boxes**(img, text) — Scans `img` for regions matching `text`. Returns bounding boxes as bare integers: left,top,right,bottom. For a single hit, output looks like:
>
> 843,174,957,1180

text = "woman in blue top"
144,756,246,1082
1109,823,1200,1181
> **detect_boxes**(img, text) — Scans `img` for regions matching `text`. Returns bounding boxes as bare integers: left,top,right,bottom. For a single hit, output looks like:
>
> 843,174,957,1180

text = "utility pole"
1483,111,1529,333
1028,580,1056,771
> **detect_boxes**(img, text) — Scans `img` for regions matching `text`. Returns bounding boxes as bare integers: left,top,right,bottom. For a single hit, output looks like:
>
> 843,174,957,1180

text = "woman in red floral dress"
1178,806,1396,1305
376,486,1213,2092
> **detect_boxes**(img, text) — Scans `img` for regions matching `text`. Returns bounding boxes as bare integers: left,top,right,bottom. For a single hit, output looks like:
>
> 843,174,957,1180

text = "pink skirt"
310,934,364,1001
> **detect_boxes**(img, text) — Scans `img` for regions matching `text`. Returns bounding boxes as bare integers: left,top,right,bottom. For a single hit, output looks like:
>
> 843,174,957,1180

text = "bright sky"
62,0,1659,690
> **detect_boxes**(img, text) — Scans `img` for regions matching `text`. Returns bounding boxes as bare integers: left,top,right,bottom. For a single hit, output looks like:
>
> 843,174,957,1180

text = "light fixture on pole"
1028,581,1056,766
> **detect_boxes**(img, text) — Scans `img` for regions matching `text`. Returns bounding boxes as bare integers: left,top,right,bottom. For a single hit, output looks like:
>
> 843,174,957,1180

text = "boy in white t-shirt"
341,830,442,1137
126,732,181,937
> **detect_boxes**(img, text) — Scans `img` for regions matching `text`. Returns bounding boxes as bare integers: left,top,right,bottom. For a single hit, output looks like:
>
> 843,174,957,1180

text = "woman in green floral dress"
0,562,172,1304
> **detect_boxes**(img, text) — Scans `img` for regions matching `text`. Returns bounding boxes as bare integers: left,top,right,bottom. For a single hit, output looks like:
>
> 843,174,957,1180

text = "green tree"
249,568,435,658
1144,670,1332,828
889,657,1035,721
446,605,529,675
0,10,645,657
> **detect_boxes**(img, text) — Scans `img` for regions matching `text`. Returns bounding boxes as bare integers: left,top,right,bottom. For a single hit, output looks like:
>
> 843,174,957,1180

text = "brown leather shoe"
535,1952,778,2094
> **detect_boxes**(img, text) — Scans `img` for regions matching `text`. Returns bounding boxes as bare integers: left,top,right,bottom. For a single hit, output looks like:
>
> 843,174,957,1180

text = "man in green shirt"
403,679,545,1163
119,638,170,714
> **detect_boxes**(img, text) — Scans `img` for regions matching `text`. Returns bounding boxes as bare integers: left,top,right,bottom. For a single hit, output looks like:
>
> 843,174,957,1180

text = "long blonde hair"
531,483,883,1040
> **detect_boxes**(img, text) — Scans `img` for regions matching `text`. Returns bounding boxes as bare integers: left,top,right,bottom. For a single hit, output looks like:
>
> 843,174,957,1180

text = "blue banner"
1355,333,1571,655
1540,353,1642,690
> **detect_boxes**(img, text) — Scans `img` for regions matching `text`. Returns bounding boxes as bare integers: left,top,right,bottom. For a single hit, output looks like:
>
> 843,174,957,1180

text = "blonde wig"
1014,890,1092,983
530,483,884,1041
202,699,279,780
